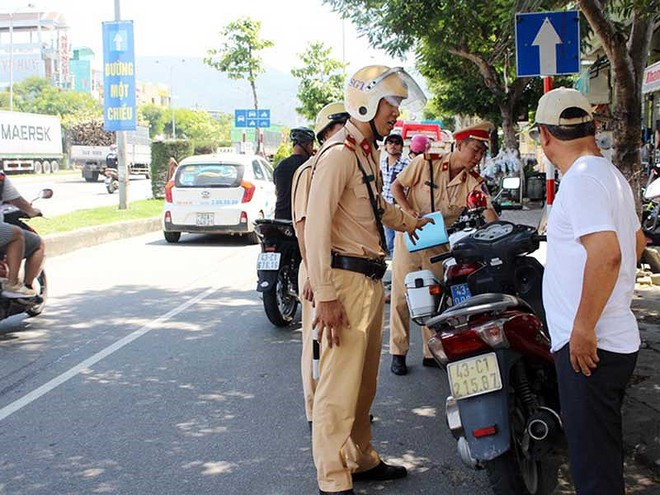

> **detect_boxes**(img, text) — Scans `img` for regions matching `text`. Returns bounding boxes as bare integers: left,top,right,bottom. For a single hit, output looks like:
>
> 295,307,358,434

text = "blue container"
405,211,449,252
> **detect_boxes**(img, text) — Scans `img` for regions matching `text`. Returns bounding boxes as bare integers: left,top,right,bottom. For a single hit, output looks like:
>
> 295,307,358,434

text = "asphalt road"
0,232,492,495
10,171,153,217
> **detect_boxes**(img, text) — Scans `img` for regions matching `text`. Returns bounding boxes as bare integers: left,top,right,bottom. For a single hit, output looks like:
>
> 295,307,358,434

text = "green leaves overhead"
291,42,346,122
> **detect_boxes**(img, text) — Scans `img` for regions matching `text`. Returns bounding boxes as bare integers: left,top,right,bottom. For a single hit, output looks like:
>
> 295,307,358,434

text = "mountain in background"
135,56,306,127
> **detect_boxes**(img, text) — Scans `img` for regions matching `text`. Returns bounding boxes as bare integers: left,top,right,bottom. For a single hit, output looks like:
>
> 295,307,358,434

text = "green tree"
291,41,346,121
1,77,101,122
204,17,274,111
164,109,232,144
138,104,167,139
578,0,658,200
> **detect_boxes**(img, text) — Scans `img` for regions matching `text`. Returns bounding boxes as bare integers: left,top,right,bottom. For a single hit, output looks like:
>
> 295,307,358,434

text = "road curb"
44,217,161,257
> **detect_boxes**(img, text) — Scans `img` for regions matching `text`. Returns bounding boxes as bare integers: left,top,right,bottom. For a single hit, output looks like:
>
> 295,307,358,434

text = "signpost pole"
543,76,555,211
114,0,128,209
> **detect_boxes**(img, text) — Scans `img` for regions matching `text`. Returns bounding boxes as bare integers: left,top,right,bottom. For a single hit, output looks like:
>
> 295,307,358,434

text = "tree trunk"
578,1,654,212
251,79,261,154
499,101,518,151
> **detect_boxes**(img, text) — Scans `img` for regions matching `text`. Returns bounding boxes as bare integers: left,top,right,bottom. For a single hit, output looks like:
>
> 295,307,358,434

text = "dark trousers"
554,344,638,495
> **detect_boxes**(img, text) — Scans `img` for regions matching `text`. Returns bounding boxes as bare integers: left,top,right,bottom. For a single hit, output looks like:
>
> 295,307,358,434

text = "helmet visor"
374,67,427,114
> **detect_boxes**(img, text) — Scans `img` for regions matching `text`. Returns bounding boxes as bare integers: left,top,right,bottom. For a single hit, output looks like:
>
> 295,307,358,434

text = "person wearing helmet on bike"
387,122,499,375
304,66,433,495
273,127,315,220
291,101,349,426
408,133,431,158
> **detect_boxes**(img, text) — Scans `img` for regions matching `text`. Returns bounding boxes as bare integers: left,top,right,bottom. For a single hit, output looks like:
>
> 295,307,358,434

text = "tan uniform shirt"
305,121,418,302
291,159,313,245
395,152,493,227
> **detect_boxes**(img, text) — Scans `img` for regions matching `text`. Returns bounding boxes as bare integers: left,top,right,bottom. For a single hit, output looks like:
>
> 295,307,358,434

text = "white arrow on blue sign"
515,10,580,77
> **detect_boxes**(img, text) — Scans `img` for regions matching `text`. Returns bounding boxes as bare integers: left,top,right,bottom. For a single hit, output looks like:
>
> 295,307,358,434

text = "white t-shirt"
543,155,640,354
0,177,20,223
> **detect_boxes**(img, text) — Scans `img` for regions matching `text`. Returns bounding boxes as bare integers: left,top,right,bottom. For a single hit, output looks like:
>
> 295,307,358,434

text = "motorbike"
642,164,660,245
254,218,301,327
104,167,119,194
405,201,563,495
0,188,53,319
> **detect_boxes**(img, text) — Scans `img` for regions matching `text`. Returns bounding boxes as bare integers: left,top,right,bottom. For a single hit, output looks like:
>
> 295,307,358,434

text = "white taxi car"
162,153,276,243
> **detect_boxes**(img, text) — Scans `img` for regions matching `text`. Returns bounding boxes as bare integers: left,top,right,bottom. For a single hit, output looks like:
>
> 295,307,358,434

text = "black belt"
331,253,387,280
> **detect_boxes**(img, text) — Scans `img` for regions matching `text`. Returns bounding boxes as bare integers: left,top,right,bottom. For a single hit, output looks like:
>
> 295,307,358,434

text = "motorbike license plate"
450,283,472,305
447,352,503,400
196,212,214,226
256,252,281,271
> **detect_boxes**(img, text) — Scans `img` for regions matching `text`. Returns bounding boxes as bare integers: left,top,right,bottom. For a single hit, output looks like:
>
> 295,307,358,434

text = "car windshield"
175,163,244,188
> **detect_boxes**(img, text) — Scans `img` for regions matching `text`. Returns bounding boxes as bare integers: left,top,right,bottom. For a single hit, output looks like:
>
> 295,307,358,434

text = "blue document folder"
405,211,449,253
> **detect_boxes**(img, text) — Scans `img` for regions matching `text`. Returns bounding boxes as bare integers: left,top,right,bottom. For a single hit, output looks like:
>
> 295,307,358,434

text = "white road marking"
0,286,221,422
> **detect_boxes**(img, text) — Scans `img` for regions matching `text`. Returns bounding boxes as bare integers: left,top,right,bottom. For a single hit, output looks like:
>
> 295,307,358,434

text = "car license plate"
447,352,503,400
256,252,281,271
450,283,472,304
196,212,214,226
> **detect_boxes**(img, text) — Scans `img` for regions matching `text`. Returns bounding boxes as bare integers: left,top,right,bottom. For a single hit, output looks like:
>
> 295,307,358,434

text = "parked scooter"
104,167,119,194
0,188,53,318
254,218,301,327
642,165,660,245
406,204,562,495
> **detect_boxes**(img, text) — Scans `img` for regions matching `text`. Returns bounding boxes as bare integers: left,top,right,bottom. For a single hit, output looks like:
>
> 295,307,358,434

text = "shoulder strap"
354,160,388,254
428,159,435,212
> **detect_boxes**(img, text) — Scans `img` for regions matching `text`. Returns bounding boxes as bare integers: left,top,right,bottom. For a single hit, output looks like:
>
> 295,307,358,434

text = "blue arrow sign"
515,11,580,77
234,109,271,128
102,20,136,131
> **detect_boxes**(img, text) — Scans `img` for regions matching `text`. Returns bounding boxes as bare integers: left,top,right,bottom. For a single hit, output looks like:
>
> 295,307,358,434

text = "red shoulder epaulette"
344,134,357,152
423,153,443,161
469,169,483,182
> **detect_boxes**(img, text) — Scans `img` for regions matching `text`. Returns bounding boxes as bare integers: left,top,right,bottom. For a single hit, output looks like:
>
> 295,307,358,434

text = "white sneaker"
2,282,38,298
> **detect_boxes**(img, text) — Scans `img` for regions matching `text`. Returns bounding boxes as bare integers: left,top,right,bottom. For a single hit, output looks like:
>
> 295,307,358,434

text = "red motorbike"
406,197,563,495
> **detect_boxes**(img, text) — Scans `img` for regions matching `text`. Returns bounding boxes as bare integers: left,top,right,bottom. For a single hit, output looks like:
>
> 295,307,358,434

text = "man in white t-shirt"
534,88,647,495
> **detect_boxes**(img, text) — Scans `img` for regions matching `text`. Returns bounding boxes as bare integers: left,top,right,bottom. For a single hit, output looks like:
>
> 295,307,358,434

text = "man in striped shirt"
380,132,409,256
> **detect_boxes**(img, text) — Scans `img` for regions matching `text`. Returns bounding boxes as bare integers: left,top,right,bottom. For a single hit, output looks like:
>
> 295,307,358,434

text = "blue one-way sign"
515,11,580,77
234,108,270,128
102,20,136,131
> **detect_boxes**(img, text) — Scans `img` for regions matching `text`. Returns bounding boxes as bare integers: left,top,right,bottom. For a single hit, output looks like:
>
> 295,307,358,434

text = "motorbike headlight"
428,336,448,365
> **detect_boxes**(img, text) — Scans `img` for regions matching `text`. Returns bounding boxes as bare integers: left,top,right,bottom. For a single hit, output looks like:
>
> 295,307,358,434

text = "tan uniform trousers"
389,232,447,359
313,268,383,492
298,261,315,422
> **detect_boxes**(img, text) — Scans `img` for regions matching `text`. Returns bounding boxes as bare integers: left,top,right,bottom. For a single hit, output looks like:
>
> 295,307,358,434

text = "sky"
5,0,410,73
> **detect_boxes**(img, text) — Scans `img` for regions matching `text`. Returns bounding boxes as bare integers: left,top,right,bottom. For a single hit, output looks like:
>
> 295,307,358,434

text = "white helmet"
345,65,426,122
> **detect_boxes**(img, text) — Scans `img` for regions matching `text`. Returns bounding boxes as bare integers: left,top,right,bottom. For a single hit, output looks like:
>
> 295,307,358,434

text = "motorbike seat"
427,293,533,328
254,218,293,227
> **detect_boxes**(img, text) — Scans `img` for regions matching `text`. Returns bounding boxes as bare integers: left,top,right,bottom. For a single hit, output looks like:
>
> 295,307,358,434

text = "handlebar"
532,234,547,243
430,252,453,264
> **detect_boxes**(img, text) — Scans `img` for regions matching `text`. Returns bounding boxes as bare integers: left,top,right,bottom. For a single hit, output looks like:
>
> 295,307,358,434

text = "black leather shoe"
352,461,408,481
319,490,354,494
391,354,407,375
422,357,440,368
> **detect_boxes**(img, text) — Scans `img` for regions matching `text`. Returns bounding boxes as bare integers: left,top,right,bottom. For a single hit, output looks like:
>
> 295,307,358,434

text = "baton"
312,326,320,380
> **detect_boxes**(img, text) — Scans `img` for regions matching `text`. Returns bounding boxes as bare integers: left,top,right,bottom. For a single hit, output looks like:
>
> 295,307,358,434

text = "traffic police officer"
305,65,432,495
291,101,350,425
388,122,499,375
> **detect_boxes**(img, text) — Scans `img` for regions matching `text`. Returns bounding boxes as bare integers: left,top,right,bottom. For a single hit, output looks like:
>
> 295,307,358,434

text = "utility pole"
114,0,128,209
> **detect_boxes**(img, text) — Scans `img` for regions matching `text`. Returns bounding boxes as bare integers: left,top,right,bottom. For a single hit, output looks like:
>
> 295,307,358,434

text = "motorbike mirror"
37,188,53,200
502,177,521,190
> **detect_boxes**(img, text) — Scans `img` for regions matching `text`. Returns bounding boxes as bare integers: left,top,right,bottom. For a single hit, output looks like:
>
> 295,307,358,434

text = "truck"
69,123,151,182
0,110,63,174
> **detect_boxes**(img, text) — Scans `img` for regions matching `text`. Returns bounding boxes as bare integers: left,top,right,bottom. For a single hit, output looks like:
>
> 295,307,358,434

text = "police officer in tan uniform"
305,66,431,495
291,101,349,426
388,122,499,375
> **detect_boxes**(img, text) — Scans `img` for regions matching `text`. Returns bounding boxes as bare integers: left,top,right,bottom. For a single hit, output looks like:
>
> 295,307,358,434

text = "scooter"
405,200,562,495
642,167,660,245
104,167,119,194
0,188,53,319
254,218,301,327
